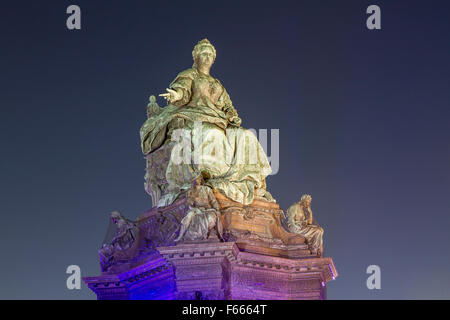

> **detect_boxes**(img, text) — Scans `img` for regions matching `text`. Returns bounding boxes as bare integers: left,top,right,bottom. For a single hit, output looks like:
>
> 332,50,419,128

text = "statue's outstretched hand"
228,115,242,127
159,88,182,103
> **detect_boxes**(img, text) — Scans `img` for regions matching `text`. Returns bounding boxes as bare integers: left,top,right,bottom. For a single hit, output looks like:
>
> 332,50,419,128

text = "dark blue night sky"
0,0,449,299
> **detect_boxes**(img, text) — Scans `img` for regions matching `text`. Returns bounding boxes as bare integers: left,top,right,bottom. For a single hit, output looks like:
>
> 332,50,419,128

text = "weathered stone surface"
214,191,310,258
85,193,337,299
84,242,337,300
84,252,176,300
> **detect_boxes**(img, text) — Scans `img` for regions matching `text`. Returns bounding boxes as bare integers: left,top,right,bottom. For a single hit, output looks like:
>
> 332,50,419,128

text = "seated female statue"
140,39,274,207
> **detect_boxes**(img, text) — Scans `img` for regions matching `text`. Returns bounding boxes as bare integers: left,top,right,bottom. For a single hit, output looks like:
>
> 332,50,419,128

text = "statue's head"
110,211,122,224
192,38,216,69
299,194,312,207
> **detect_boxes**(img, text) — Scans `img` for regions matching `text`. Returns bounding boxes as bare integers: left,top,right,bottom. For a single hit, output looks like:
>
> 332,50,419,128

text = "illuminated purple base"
84,242,337,300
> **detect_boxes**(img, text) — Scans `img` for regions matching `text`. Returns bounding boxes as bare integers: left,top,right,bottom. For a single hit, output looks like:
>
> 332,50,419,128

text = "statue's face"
196,46,214,68
300,197,311,207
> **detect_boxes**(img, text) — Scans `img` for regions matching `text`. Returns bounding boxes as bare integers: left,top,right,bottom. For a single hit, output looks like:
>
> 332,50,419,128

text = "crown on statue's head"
192,38,217,62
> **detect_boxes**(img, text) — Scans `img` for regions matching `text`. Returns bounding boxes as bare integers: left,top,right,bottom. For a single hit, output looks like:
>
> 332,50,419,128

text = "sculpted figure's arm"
187,189,195,207
305,205,314,225
217,86,242,127
159,70,194,107
207,188,220,211
110,221,129,245
159,88,182,104
296,205,310,227
287,204,303,229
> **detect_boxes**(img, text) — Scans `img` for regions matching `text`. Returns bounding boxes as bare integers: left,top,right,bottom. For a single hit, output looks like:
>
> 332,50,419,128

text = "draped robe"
140,67,272,207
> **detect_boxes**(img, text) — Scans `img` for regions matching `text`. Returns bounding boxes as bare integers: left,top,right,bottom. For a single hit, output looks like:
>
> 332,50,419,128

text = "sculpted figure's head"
300,194,312,207
192,38,216,69
110,211,122,224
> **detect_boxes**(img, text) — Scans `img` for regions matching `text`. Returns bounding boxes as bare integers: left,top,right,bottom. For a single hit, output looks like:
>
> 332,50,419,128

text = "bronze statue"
174,174,223,242
286,195,324,256
92,40,335,281
98,211,136,271
140,39,273,207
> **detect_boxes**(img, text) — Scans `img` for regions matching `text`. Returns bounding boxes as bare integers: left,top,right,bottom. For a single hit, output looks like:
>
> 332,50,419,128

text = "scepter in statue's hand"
159,88,182,103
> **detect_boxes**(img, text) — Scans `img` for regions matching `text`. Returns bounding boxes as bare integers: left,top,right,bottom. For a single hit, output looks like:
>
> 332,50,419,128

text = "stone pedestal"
227,246,334,300
84,192,337,300
83,252,176,300
84,241,336,300
158,242,233,300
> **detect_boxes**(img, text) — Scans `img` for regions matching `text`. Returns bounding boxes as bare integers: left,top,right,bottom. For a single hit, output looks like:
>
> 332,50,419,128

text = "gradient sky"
0,0,449,299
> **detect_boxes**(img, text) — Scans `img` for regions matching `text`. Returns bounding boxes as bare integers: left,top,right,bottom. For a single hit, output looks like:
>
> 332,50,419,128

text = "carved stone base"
84,242,337,300
83,252,176,300
85,191,337,299
158,242,233,300
213,191,310,258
